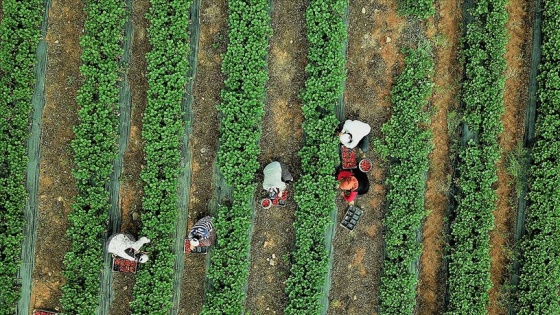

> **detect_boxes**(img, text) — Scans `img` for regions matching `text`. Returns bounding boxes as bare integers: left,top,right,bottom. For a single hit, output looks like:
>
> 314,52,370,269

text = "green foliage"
60,1,127,313
201,1,271,313
284,1,347,314
445,0,508,313
397,0,434,19
129,1,191,314
514,1,560,313
0,1,44,313
376,44,434,314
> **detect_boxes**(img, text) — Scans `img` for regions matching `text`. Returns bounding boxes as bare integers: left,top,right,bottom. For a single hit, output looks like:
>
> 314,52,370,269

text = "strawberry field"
0,0,552,314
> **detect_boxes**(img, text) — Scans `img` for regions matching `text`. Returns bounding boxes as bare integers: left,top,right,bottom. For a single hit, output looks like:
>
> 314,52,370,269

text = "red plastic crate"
184,238,210,254
341,146,358,169
112,257,138,273
33,310,58,315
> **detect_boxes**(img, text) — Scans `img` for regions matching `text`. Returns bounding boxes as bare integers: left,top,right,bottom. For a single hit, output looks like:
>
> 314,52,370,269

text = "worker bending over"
263,161,293,199
339,119,372,152
107,233,150,263
188,216,216,251
337,169,370,204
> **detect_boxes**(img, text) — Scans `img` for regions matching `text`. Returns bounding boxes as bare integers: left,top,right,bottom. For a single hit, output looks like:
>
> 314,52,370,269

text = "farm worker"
262,161,293,199
188,216,216,251
107,234,150,263
336,169,370,204
339,119,372,151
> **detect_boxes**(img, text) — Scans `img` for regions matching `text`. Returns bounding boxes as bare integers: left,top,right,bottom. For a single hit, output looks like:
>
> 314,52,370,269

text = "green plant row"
60,1,127,313
202,1,271,313
129,1,191,314
0,1,44,314
397,0,434,19
284,0,347,314
376,44,434,314
446,0,507,313
514,1,560,313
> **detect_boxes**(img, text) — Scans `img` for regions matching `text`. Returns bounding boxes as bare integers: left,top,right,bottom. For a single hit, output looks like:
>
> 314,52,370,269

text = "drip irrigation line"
16,0,51,314
98,0,134,313
170,0,199,313
507,0,542,313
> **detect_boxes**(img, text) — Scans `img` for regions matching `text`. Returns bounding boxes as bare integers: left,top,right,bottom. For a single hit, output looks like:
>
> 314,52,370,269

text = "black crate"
340,206,363,230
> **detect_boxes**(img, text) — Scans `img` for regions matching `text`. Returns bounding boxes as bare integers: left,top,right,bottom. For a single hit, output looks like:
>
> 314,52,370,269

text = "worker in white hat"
339,119,371,151
107,233,150,263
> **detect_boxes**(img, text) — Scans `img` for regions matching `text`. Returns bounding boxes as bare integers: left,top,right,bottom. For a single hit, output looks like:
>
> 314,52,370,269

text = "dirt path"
327,1,407,314
488,0,531,313
107,1,150,314
417,1,461,314
177,2,227,314
29,0,83,312
243,1,306,313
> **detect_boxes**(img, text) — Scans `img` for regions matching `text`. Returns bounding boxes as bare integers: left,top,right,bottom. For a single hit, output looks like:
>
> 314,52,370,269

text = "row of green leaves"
397,0,434,19
284,1,347,313
129,1,191,314
60,1,127,313
376,44,434,314
514,0,560,313
0,1,44,313
202,1,271,313
446,0,508,313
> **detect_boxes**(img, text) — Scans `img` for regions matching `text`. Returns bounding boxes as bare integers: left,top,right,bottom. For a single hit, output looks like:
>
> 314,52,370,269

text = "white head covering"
138,254,149,263
190,239,200,247
339,133,352,145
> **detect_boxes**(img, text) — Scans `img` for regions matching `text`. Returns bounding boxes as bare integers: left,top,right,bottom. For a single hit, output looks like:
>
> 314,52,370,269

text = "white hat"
190,239,200,247
339,133,351,144
138,254,149,263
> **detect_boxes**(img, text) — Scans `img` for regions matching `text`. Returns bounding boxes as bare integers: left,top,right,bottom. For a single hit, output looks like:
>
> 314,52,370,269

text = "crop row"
129,1,191,314
397,0,434,19
0,1,44,314
376,44,434,314
60,1,127,313
202,1,271,313
514,1,560,313
445,0,507,313
284,1,347,314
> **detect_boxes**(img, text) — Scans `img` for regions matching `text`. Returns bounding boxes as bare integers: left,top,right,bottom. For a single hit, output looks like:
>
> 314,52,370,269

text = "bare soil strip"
488,0,531,313
177,1,228,314
328,1,406,314
417,1,461,314
243,0,306,313
107,1,150,314
29,0,84,312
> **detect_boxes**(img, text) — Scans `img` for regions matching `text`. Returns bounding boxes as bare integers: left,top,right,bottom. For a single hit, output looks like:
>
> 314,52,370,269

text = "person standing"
262,161,293,199
339,119,372,152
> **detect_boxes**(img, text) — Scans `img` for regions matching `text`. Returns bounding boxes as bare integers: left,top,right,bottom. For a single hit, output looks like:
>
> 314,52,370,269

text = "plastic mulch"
16,1,51,314
169,0,199,313
507,0,541,313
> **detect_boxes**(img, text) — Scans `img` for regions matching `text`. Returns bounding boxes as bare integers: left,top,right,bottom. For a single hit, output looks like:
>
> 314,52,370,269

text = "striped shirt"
188,216,214,243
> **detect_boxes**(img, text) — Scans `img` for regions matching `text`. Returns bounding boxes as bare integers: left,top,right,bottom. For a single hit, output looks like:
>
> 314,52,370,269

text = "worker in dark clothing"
337,169,370,204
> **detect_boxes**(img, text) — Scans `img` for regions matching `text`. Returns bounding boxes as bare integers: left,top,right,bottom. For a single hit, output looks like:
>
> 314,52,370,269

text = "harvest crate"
33,310,58,315
112,257,138,273
184,238,209,254
340,206,363,231
341,146,358,169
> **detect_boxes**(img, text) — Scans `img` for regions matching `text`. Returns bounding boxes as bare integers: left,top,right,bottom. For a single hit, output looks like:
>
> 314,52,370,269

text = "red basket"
33,310,58,315
358,159,372,172
261,198,272,209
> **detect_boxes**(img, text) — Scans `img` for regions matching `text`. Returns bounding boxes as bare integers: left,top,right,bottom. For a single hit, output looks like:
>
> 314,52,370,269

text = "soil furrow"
244,1,306,313
30,0,84,312
417,1,461,314
488,0,531,313
177,1,227,314
328,1,406,314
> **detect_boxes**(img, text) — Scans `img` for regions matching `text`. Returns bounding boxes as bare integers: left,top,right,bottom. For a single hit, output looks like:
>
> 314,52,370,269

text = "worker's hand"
349,200,355,206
